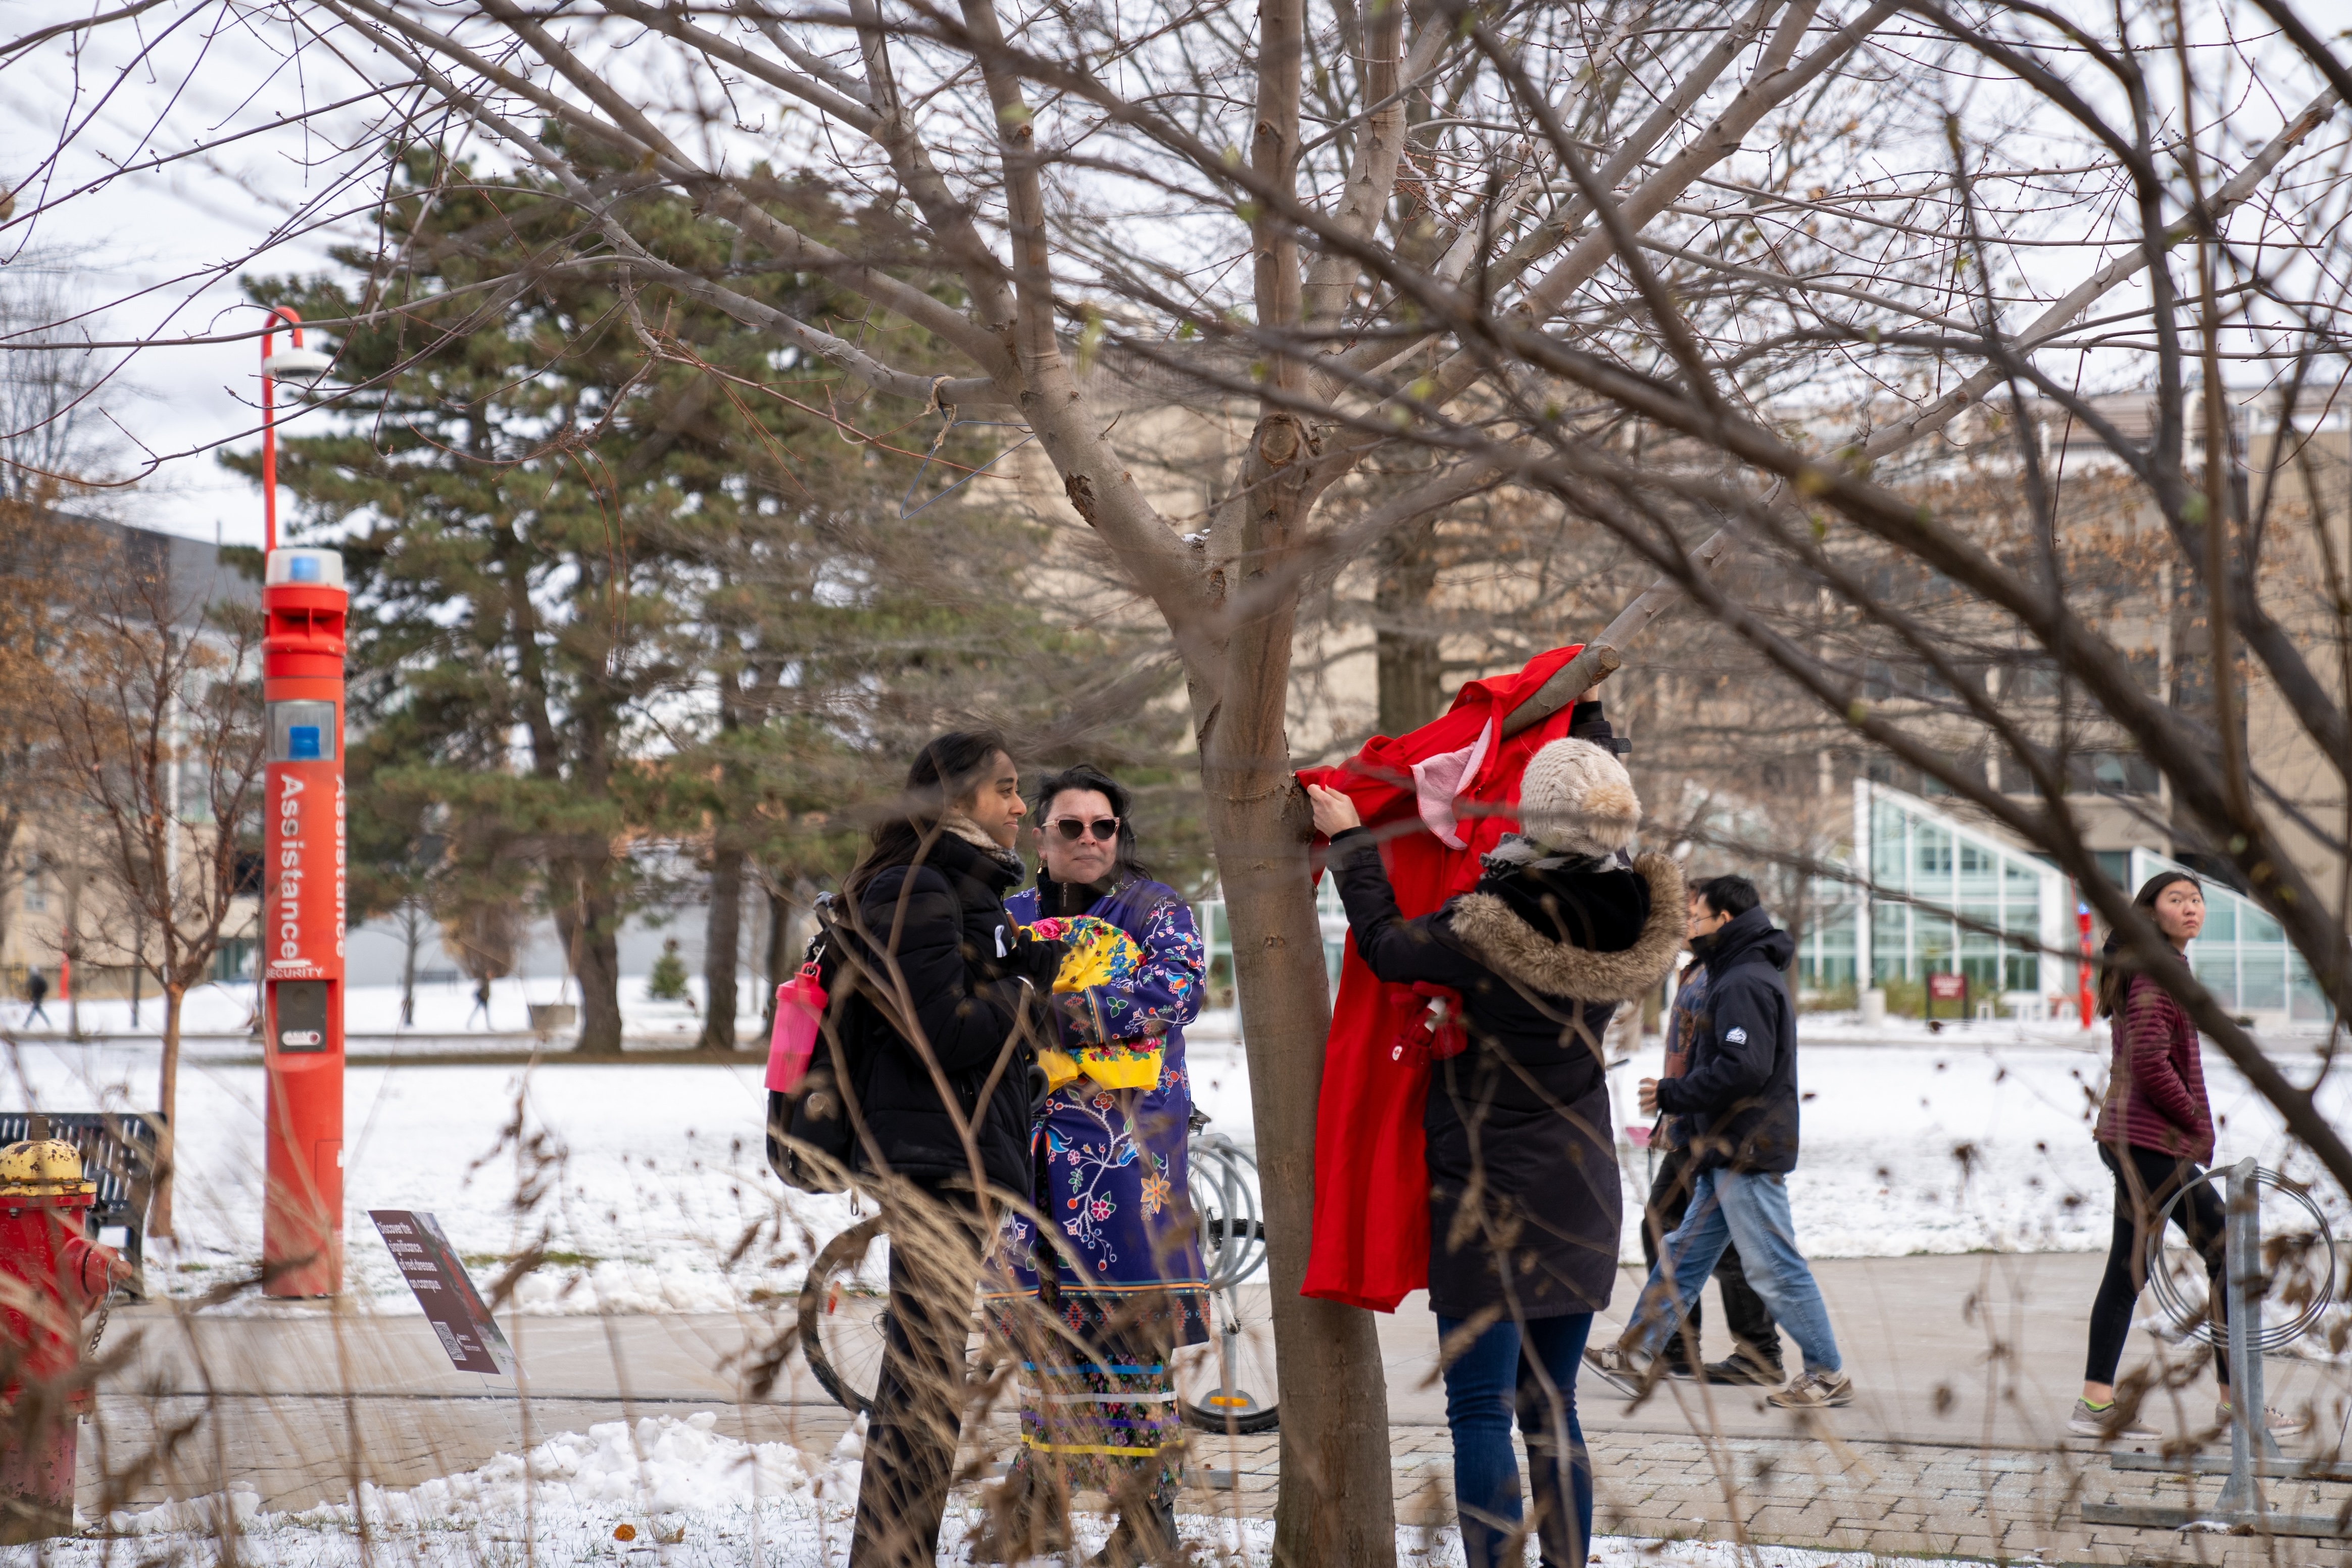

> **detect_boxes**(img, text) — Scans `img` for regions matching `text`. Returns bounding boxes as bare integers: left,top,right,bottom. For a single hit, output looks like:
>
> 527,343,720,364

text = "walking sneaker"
1584,1342,1655,1382
1767,1369,1854,1409
1704,1348,1786,1387
2217,1401,2311,1437
2068,1398,2160,1440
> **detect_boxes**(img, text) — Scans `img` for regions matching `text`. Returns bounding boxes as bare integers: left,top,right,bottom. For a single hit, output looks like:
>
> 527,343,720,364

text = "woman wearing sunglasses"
979,763,1208,1566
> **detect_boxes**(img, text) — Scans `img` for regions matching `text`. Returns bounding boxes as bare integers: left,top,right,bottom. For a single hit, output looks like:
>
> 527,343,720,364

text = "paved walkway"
88,1254,2352,1564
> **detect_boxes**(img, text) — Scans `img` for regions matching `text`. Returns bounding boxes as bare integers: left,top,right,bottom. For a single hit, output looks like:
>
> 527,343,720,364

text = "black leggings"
2085,1144,2229,1388
851,1190,983,1568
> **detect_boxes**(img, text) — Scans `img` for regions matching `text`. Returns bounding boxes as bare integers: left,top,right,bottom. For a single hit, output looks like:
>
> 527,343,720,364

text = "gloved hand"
1008,932,1068,991
1569,698,1629,756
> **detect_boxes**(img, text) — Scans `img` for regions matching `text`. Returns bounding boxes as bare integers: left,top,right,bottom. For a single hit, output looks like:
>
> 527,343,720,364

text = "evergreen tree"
242,149,1185,1047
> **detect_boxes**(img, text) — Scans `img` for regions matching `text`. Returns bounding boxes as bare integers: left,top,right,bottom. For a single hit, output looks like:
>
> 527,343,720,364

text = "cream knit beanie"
1515,738,1641,858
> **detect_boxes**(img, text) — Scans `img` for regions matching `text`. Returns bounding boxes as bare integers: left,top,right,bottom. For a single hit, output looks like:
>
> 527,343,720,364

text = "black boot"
1704,1346,1785,1386
1089,1495,1183,1567
972,1460,1072,1563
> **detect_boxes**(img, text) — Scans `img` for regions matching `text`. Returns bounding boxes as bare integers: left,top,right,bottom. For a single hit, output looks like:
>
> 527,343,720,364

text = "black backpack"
765,897,861,1195
763,875,1049,1194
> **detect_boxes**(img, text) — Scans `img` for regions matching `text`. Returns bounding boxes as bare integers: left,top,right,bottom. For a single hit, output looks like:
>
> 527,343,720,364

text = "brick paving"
86,1393,2352,1566
85,1251,2352,1566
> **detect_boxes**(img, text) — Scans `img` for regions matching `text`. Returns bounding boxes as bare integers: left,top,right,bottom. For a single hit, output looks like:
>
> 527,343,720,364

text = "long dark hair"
2096,869,2200,1018
846,729,1012,899
1034,762,1154,884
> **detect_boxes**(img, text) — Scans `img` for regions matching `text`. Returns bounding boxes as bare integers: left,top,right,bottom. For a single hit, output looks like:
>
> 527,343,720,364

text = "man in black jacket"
1595,875,1853,1409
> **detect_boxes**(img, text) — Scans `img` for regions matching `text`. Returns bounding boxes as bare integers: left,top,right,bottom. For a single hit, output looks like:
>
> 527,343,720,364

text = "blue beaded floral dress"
988,875,1209,1500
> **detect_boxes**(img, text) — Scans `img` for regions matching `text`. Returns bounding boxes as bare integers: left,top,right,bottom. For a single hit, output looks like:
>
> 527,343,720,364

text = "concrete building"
2,514,263,1006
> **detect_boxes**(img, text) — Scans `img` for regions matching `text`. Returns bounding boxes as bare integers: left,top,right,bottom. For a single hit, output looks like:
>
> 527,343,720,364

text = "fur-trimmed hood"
1447,852,1685,1002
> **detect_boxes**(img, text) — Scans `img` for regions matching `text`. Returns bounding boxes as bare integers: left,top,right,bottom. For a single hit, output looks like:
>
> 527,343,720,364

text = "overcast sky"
6,4,407,545
4,2,2337,549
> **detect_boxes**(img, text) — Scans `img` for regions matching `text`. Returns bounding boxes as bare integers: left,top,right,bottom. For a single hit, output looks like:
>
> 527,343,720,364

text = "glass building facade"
1203,783,2332,1028
1857,783,2069,1001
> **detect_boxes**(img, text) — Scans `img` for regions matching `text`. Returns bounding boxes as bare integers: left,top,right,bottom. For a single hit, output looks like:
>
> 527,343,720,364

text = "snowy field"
76,1409,1986,1568
0,991,2344,1313
0,976,767,1045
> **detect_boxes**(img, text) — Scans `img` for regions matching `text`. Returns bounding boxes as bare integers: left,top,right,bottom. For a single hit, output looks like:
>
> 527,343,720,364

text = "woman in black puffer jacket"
832,730,1063,1568
1308,736,1682,1568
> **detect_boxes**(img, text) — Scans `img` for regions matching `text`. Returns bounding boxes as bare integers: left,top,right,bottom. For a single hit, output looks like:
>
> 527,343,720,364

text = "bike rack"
2082,1158,2352,1537
1188,1132,1273,1432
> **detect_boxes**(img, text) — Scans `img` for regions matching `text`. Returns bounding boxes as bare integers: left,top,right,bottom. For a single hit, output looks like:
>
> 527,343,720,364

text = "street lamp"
258,306,333,553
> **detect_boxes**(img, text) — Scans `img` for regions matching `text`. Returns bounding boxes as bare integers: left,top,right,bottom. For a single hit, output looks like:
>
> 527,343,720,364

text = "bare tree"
0,261,124,505
9,0,2352,1553
38,530,265,1237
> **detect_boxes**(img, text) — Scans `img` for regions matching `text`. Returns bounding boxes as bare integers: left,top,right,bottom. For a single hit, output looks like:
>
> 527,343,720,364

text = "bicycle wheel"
1177,1228,1279,1435
799,1216,890,1414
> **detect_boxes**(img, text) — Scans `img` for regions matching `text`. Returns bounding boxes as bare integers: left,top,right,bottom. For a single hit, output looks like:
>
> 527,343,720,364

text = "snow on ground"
1610,1018,2352,1261
0,977,769,1044
0,1032,833,1313
64,1409,1985,1568
0,1005,2343,1314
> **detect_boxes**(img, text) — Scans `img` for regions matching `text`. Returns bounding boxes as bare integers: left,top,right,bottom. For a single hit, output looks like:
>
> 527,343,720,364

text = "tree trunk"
699,844,744,1051
761,883,792,1036
1206,785,1396,1568
559,872,625,1052
1374,515,1446,735
1196,412,1396,1568
129,913,145,1029
151,982,183,1238
399,900,421,1028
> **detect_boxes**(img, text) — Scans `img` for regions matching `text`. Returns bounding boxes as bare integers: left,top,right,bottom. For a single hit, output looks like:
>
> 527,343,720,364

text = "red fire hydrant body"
0,1139,125,1541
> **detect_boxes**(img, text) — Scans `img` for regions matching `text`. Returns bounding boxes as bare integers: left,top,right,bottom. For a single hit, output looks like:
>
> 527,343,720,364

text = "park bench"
0,1112,160,1296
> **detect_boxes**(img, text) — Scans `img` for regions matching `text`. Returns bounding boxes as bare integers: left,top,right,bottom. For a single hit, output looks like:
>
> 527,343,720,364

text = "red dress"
1297,645,1590,1311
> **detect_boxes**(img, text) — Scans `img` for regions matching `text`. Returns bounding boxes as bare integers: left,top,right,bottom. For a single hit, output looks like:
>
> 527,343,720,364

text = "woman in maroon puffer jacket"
2072,870,2300,1440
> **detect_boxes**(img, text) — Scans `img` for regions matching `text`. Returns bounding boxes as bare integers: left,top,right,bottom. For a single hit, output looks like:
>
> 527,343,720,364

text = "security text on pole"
368,1210,515,1375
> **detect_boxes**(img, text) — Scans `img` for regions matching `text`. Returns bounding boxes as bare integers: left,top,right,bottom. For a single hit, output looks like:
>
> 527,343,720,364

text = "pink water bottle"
766,962,828,1092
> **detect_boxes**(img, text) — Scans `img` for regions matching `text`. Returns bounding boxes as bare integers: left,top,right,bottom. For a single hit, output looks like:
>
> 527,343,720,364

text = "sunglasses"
1047,817,1120,843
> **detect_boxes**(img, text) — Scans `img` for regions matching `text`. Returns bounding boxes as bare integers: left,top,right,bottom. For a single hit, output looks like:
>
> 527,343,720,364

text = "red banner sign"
1927,972,1967,1001
265,759,346,981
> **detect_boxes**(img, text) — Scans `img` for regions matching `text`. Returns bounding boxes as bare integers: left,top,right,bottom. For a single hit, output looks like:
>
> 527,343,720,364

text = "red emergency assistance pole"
258,307,347,1296
2077,899,2095,1029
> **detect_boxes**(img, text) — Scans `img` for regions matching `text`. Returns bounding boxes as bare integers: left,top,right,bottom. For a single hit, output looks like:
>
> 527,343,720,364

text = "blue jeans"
1434,1311,1593,1568
1625,1167,1842,1375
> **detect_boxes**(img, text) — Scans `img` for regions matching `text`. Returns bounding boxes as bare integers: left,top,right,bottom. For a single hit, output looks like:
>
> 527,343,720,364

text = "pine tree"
242,148,1187,1048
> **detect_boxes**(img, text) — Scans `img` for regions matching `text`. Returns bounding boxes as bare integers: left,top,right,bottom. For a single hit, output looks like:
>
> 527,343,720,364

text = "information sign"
368,1210,515,1375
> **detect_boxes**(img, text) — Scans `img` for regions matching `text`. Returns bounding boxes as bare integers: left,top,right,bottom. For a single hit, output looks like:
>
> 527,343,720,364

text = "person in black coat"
1595,875,1856,1411
1308,734,1683,1568
834,730,1063,1568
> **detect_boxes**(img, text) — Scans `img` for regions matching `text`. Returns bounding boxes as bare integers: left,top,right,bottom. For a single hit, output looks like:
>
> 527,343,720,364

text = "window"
2006,658,2061,700
1917,826,1952,876
21,860,44,914
2075,750,2160,796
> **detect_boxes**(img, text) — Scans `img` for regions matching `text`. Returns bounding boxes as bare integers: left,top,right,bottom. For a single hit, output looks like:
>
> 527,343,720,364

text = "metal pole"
259,306,305,554
2213,1157,2282,1517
